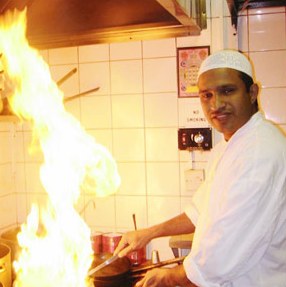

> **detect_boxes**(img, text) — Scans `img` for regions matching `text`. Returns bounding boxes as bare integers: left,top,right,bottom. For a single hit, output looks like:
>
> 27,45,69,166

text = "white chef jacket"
184,112,286,287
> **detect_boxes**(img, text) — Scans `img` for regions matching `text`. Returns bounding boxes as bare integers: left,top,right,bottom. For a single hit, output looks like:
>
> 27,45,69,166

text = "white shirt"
184,112,286,287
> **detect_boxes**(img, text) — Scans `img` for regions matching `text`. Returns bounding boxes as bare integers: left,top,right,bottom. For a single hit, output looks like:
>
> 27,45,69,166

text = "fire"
0,9,120,287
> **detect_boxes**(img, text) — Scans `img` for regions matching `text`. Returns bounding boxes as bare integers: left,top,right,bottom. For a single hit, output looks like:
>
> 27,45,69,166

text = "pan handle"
130,256,185,274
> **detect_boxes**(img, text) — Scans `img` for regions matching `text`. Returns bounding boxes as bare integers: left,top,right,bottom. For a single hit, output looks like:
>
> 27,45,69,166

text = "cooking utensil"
64,87,100,103
88,254,119,276
132,214,137,230
91,253,131,287
130,256,185,274
56,68,77,86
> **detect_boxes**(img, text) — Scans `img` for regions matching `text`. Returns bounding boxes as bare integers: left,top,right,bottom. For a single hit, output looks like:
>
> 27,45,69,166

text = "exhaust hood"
0,0,206,49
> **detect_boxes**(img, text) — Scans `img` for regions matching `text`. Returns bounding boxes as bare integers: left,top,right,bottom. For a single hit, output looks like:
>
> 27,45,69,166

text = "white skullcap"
198,50,253,79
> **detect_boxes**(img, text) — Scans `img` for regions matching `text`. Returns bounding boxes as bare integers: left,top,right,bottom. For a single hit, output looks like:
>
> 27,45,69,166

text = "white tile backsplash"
113,128,145,161
88,129,113,155
85,195,116,229
144,93,178,127
49,47,78,65
248,6,286,15
16,193,28,224
79,62,110,94
110,60,143,94
176,19,212,48
259,87,286,124
50,64,79,98
237,15,249,51
115,195,147,229
145,128,179,161
250,50,286,88
249,13,286,51
0,164,13,195
116,162,146,196
0,132,11,163
143,58,177,93
80,95,112,129
0,194,17,227
146,162,180,196
147,196,181,226
79,44,110,62
112,94,144,128
110,41,142,60
143,38,176,58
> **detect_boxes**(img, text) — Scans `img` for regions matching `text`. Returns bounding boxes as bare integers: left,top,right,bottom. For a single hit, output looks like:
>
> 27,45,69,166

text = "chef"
114,50,286,287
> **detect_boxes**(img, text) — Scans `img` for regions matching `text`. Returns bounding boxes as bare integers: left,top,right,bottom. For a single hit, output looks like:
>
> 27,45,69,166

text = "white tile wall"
110,60,143,94
248,12,286,51
144,93,178,127
1,0,286,261
143,58,177,93
238,5,286,132
112,94,144,128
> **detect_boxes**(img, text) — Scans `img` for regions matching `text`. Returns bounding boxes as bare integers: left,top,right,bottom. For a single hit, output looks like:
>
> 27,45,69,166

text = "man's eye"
199,92,212,99
221,88,235,95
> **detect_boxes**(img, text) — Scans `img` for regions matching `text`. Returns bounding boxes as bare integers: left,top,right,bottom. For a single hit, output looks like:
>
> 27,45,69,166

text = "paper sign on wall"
179,99,209,128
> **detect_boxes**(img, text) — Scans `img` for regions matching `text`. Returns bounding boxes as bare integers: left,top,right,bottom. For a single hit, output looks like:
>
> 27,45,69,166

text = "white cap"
198,50,253,79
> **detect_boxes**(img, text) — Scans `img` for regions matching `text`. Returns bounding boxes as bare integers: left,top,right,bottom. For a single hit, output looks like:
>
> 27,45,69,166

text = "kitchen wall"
238,5,286,132
0,1,285,260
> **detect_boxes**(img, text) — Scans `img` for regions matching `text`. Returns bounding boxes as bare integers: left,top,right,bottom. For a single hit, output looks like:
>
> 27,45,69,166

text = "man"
114,50,286,287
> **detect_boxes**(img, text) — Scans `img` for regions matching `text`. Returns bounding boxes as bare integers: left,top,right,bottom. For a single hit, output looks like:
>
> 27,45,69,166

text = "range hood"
0,0,206,49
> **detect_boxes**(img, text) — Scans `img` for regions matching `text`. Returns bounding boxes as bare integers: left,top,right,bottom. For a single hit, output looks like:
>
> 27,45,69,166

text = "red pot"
127,247,146,266
102,233,122,254
91,231,102,254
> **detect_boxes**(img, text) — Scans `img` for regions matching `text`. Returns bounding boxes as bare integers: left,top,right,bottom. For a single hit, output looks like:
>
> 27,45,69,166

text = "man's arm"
114,212,195,257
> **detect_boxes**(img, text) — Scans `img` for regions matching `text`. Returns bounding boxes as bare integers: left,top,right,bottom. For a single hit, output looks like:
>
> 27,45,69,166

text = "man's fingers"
118,244,133,257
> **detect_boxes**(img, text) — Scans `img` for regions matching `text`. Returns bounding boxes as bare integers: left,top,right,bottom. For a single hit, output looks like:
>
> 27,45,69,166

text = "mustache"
209,109,231,119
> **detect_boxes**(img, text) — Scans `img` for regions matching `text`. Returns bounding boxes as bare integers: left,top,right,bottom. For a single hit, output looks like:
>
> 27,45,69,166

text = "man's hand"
114,228,152,257
134,265,198,287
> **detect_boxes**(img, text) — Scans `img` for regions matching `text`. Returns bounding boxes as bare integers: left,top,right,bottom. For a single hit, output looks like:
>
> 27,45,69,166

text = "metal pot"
0,243,12,287
0,227,20,263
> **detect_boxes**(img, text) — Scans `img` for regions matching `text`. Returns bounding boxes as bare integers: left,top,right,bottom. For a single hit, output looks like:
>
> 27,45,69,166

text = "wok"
91,253,132,287
90,253,186,287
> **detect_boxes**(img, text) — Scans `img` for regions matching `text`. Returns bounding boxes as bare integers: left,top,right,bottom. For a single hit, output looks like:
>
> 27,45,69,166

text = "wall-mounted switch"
184,169,205,195
178,128,212,150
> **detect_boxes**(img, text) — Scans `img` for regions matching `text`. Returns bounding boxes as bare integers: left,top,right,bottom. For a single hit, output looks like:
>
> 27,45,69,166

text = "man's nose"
210,94,226,111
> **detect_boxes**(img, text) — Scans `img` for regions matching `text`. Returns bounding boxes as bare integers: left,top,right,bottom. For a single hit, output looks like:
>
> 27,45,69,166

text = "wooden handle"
130,256,185,274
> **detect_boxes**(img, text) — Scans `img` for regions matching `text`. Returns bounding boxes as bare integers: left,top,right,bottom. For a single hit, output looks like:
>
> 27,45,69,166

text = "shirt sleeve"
184,181,207,226
183,142,286,286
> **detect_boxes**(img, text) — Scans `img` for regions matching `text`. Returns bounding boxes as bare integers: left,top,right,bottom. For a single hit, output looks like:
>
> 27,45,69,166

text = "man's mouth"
211,112,230,122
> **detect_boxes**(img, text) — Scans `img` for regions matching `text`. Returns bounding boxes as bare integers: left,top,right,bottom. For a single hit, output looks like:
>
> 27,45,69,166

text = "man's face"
198,68,258,141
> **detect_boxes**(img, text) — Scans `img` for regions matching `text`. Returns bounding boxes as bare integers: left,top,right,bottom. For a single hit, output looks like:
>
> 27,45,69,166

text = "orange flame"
0,9,120,287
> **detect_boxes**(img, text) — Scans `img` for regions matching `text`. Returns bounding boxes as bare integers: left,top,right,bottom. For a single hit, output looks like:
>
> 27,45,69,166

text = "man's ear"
249,83,259,104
